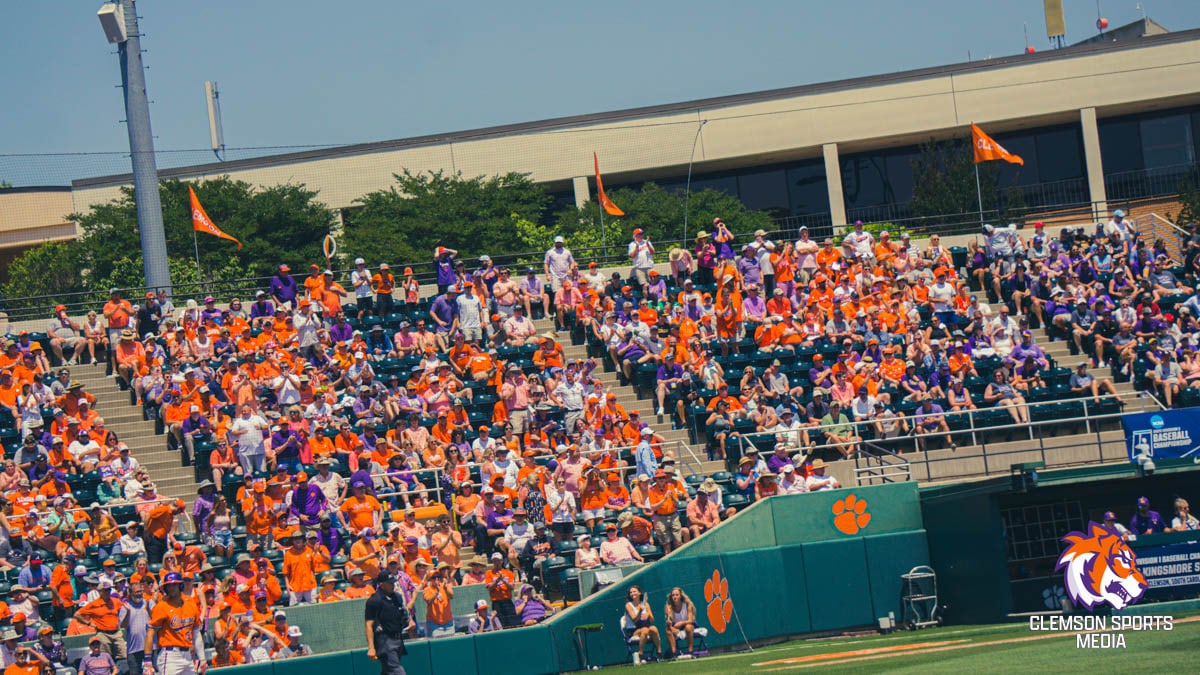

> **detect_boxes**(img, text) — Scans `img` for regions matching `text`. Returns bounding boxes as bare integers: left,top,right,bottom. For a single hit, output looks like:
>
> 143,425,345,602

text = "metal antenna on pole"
682,119,708,244
99,0,171,296
205,81,225,161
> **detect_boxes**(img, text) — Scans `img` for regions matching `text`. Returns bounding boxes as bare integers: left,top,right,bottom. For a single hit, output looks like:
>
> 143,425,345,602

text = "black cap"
375,572,394,586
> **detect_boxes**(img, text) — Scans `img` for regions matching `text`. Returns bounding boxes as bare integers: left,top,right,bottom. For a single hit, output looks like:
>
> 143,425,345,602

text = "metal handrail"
853,442,912,486
699,393,1134,479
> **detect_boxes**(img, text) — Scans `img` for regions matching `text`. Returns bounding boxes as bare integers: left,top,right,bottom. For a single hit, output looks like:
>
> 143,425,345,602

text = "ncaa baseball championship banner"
1122,410,1200,463
1134,541,1200,598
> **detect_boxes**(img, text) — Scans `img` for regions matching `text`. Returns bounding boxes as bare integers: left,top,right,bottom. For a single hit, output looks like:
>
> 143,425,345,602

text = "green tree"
910,137,1027,226
0,181,12,189
551,183,774,256
0,241,87,310
70,177,337,281
342,170,551,265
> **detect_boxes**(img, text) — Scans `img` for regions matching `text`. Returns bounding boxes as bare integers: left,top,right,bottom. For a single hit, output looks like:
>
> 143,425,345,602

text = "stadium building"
59,19,1200,238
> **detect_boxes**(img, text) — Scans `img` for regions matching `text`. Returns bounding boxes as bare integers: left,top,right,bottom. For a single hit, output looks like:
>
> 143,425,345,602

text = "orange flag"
188,186,242,250
593,153,625,217
971,123,1024,166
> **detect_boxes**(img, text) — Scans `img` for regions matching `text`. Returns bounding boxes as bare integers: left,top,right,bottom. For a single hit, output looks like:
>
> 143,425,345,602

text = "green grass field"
607,616,1200,673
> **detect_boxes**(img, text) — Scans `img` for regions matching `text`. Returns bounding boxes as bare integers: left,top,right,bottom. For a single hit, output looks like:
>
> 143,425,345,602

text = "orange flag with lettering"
188,186,242,250
593,153,625,217
971,123,1024,166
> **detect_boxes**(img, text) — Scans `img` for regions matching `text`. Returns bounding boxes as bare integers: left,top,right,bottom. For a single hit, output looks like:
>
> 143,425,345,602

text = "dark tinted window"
785,162,829,216
840,155,889,209
737,169,789,216
1035,127,1085,182
1140,114,1194,173
1098,119,1142,174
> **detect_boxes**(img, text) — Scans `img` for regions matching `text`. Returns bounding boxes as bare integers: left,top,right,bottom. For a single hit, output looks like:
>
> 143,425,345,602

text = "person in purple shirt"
271,426,304,473
200,297,224,324
249,291,276,323
435,247,459,294
1008,332,1048,369
289,474,328,528
736,245,763,287
430,290,459,333
742,285,766,323
1130,496,1169,535
766,443,794,475
913,399,954,451
314,515,342,554
180,408,212,467
327,314,353,343
193,481,217,535
270,264,298,307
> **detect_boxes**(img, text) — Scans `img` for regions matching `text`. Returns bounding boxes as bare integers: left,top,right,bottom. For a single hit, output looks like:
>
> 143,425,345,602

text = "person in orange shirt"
342,567,374,600
282,535,328,605
420,563,456,637
3,645,49,675
113,331,146,390
646,471,686,553
577,469,608,530
484,554,517,628
48,550,78,622
148,572,201,672
144,499,185,565
73,578,126,661
316,575,346,604
241,486,276,552
338,482,382,535
348,529,384,581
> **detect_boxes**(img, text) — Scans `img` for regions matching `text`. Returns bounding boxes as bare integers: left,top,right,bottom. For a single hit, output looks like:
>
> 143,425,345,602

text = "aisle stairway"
527,317,723,478
71,365,197,499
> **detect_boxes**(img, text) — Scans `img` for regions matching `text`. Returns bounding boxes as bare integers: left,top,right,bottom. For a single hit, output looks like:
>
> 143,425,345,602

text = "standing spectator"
102,289,134,370
544,235,575,303
484,553,517,628
73,579,126,664
351,258,374,319
1130,496,1169,535
434,247,459,295
270,264,298,309
230,405,269,475
456,283,484,342
144,499,186,565
372,264,396,318
628,228,656,289
48,305,87,366
120,579,150,675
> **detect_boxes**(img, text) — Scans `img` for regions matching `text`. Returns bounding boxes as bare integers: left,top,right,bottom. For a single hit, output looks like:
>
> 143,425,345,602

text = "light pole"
98,0,172,295
682,119,708,244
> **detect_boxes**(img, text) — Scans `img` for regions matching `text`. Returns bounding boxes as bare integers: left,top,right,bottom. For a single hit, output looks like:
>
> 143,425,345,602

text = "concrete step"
64,367,199,500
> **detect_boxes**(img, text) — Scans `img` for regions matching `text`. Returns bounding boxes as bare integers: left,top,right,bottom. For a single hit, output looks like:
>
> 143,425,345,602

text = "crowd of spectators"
2,208,1198,669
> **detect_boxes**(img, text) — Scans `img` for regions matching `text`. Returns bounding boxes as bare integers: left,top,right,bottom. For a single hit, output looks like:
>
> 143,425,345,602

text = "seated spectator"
804,459,840,492
1171,498,1199,532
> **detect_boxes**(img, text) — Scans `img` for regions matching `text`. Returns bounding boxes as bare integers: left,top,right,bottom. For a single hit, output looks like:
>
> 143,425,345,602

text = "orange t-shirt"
75,596,124,632
339,494,381,533
422,584,454,624
485,569,515,601
146,504,175,539
282,547,319,593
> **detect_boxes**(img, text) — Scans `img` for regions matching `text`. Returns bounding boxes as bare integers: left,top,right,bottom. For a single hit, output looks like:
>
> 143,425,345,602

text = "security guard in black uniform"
365,572,411,675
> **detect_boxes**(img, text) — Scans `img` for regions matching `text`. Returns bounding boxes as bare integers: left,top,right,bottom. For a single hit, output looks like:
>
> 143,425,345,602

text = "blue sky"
1,0,1195,186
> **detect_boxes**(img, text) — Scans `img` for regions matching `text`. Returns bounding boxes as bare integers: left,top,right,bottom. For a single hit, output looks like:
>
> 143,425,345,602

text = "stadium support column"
573,176,590,209
118,0,172,295
1080,107,1108,221
823,143,848,237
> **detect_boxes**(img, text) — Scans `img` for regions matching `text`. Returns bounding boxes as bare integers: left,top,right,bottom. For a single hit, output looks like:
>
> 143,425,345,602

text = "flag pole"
598,203,607,248
192,227,203,282
974,163,985,225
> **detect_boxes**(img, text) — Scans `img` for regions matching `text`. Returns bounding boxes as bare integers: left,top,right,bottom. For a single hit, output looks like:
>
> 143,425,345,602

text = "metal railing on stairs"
854,442,911,485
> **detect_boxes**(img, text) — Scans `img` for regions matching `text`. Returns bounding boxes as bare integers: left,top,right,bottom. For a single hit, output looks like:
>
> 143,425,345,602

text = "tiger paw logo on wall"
1055,522,1148,611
